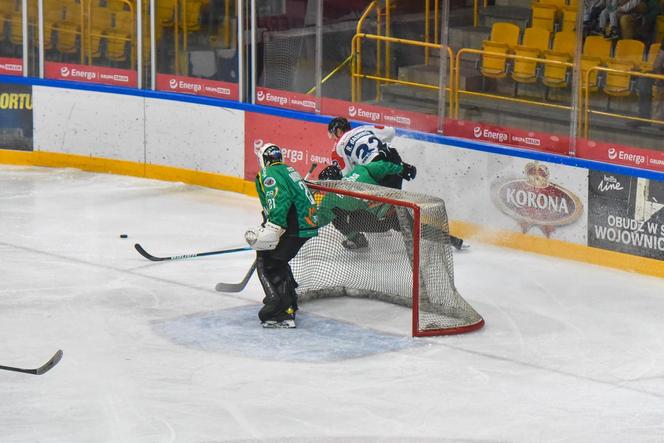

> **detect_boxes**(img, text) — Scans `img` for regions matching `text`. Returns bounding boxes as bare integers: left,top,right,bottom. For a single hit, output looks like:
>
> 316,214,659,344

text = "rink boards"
0,76,663,277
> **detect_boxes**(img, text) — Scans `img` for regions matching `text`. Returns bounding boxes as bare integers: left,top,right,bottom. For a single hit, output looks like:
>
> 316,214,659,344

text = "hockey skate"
261,308,296,329
342,233,368,250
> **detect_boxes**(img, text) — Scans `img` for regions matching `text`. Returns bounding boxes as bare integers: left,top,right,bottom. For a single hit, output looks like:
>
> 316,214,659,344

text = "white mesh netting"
291,181,484,336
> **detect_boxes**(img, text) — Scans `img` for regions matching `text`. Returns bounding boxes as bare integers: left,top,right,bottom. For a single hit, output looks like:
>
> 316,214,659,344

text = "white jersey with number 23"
332,125,396,176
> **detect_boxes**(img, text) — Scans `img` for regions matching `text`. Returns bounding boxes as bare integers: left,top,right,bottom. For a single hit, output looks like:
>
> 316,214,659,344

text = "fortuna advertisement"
588,171,664,260
0,84,33,151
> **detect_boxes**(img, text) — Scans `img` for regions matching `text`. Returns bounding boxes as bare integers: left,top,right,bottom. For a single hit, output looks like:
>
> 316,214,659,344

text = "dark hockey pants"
331,207,462,249
256,236,309,322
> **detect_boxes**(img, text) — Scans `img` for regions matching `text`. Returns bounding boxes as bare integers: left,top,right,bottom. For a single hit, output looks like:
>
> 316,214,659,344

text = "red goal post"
291,180,485,337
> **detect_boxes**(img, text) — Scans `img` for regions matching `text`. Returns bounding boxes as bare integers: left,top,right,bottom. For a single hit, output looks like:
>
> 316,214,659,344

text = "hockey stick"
0,349,63,375
304,162,318,180
134,244,252,262
215,260,257,293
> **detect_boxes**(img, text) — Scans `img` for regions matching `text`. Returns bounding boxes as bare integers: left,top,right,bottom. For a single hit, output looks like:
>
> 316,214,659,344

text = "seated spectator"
584,0,606,36
619,0,661,41
617,0,645,39
599,0,621,39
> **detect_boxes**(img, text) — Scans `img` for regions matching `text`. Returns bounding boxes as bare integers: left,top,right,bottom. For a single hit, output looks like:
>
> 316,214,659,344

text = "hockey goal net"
291,180,484,337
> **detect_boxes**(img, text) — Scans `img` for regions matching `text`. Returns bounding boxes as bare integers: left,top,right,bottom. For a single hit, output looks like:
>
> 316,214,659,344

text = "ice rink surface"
1,165,664,443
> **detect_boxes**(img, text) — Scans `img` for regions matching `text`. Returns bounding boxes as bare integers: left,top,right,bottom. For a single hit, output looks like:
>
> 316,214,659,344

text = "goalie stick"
134,244,252,262
0,349,63,375
215,260,257,292
213,163,317,293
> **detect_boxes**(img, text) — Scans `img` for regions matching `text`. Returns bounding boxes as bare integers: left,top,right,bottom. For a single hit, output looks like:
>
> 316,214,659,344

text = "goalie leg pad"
255,236,310,323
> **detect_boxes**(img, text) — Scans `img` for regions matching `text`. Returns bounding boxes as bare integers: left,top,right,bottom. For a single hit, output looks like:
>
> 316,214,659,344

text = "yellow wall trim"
1,149,660,279
451,220,664,279
0,150,257,197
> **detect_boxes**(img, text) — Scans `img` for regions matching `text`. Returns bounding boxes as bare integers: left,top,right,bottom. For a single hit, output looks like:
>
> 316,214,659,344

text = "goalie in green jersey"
244,143,318,328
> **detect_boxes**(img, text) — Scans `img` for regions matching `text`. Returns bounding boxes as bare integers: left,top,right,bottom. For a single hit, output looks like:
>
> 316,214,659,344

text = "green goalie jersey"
317,160,404,227
255,163,318,238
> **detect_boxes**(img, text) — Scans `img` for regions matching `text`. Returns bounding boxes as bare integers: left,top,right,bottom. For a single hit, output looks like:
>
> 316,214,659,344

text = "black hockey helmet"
328,117,351,137
318,164,342,181
256,143,283,170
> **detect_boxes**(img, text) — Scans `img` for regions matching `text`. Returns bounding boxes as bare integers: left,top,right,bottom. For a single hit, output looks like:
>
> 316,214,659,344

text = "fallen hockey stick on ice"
215,260,257,293
0,349,63,375
134,244,252,262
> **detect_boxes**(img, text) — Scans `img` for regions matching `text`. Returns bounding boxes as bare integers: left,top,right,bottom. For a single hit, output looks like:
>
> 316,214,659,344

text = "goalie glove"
400,163,417,181
245,221,285,251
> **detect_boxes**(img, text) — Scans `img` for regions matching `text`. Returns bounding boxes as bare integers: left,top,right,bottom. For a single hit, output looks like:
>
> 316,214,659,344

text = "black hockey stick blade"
134,243,252,262
0,349,63,375
215,261,257,293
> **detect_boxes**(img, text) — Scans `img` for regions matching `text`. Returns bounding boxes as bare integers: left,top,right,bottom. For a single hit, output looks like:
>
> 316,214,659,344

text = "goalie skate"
262,319,296,328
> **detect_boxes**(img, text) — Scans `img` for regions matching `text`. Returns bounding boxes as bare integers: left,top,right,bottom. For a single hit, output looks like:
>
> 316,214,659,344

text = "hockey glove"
400,163,417,181
245,221,285,251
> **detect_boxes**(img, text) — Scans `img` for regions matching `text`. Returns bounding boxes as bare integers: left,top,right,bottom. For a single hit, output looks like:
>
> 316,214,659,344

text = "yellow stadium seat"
180,0,204,32
8,11,22,46
612,38,646,68
539,0,566,10
89,6,112,60
56,0,82,55
481,22,520,79
640,43,661,71
562,7,577,32
531,3,557,32
603,40,645,97
542,31,576,88
106,10,133,62
512,27,550,84
40,5,65,50
580,36,612,91
0,0,18,41
107,0,127,11
157,0,175,27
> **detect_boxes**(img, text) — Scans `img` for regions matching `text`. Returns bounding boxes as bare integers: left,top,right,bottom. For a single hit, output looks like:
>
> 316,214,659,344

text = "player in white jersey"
327,117,415,189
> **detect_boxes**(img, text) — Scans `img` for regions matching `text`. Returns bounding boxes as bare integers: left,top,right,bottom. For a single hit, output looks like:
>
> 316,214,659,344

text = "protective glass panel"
255,0,320,112
40,0,138,88
154,0,239,100
0,0,26,76
450,0,580,154
320,1,447,134
578,2,664,160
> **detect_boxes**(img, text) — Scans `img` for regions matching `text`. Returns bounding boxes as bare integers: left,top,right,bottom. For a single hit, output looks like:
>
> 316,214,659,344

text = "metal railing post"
21,0,28,76
150,0,156,89
38,0,44,78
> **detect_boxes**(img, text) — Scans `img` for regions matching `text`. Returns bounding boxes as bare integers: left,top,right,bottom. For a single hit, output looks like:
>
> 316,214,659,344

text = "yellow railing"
352,0,378,101
584,66,664,138
352,40,664,146
454,48,574,118
352,33,455,115
306,53,354,95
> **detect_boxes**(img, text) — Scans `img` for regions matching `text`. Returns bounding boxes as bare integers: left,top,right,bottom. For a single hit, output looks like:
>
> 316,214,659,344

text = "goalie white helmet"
255,143,283,170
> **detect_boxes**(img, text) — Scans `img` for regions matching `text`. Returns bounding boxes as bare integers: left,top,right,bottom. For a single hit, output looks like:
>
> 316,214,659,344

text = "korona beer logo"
492,161,583,237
